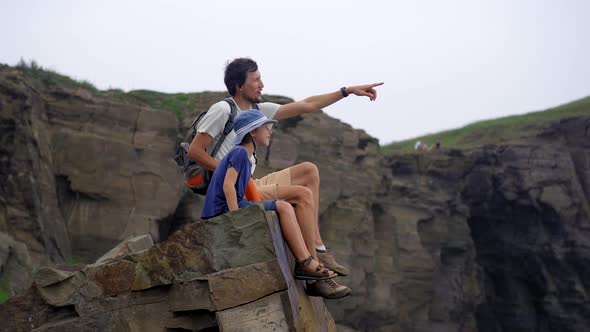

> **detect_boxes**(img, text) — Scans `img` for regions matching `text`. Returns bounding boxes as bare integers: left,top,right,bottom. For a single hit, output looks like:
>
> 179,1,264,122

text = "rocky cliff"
1,64,589,331
0,206,335,332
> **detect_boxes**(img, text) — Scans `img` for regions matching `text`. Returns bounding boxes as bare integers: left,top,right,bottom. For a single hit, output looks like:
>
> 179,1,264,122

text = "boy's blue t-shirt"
201,146,252,219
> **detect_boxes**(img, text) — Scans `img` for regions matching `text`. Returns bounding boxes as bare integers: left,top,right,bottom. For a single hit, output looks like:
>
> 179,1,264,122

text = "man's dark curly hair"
224,58,258,96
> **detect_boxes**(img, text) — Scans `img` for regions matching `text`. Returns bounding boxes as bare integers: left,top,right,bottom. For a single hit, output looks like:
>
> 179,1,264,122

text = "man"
415,140,427,151
189,58,383,299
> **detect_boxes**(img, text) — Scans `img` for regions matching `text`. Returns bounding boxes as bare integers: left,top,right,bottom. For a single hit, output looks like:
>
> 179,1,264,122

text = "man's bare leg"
287,162,350,276
288,162,324,247
257,162,348,274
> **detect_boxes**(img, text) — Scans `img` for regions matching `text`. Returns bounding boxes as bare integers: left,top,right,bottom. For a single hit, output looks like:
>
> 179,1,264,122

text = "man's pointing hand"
347,82,384,101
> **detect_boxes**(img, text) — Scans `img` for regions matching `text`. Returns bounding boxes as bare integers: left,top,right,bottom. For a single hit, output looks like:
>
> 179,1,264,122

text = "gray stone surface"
95,234,154,264
216,292,291,331
0,232,32,295
0,206,336,331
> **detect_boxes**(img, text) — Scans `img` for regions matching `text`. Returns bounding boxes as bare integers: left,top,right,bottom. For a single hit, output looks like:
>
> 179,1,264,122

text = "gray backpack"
174,98,258,194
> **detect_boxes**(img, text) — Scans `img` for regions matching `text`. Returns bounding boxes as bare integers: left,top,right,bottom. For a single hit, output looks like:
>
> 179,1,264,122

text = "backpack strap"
223,98,238,135
209,98,238,158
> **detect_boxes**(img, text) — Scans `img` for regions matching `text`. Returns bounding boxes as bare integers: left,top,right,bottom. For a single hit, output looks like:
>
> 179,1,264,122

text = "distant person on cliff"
428,140,441,152
201,110,351,299
414,140,441,152
415,140,427,151
414,141,440,152
188,57,382,296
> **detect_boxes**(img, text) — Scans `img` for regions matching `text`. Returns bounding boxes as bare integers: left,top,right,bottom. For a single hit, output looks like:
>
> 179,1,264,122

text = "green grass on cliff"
0,289,8,304
65,256,91,266
112,90,291,122
110,89,197,121
16,59,97,91
14,61,222,122
13,62,293,124
383,96,590,152
15,61,587,149
107,90,236,123
0,275,9,304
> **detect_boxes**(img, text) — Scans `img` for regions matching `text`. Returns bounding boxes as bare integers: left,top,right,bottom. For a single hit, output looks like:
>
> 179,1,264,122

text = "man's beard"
246,94,262,104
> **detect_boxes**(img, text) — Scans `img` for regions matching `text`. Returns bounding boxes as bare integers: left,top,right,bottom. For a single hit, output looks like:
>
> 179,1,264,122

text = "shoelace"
322,279,339,289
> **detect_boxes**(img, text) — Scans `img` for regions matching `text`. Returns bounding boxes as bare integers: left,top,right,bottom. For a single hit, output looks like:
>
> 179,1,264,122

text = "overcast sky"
1,1,589,144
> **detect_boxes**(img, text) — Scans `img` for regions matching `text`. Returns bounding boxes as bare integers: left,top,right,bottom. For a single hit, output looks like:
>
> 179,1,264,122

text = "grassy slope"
12,61,589,151
0,290,8,304
13,61,291,124
383,96,590,153
105,90,291,123
106,89,222,121
0,275,8,304
14,60,98,91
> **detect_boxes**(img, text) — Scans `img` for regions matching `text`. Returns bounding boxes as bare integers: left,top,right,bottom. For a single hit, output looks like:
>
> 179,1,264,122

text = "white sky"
1,0,589,144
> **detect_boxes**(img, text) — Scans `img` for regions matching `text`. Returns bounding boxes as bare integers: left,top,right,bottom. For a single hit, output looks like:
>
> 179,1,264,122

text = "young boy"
201,110,342,285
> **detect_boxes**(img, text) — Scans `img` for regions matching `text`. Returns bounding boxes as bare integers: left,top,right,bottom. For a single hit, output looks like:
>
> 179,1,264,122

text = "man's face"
239,70,264,103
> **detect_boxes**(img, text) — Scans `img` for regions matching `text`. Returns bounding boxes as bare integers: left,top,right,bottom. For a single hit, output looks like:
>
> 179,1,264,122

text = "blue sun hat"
232,109,278,145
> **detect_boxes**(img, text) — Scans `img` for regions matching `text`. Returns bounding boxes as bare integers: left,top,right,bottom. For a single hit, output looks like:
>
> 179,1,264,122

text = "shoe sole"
294,273,338,281
326,267,348,276
306,288,352,299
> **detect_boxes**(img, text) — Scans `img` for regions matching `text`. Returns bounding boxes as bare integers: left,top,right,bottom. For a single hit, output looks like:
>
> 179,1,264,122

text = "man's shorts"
254,167,292,200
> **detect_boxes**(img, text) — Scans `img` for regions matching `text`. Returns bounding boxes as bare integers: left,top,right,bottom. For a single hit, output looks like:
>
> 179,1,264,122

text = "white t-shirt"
196,98,280,173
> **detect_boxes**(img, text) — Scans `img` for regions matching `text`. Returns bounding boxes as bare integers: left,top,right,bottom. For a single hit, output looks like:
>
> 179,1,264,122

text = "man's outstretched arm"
274,82,384,121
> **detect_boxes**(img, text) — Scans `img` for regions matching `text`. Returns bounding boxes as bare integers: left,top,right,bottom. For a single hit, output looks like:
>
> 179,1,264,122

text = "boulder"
0,232,33,295
0,205,336,331
95,234,154,264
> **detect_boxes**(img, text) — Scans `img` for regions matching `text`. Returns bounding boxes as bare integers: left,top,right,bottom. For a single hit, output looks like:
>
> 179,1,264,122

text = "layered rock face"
463,118,590,332
262,114,482,331
250,112,590,331
0,65,182,269
1,65,589,331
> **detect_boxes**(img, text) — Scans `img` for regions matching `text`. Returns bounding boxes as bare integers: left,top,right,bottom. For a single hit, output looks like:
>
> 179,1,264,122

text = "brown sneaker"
317,251,350,276
305,279,351,299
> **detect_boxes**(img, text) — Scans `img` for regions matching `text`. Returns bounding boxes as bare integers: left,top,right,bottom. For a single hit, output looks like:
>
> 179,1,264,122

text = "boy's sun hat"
232,109,278,145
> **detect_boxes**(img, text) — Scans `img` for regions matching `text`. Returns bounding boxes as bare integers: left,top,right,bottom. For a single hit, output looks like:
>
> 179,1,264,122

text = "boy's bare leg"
288,162,350,275
257,162,348,274
275,185,317,259
275,201,331,275
275,189,351,299
275,201,307,260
